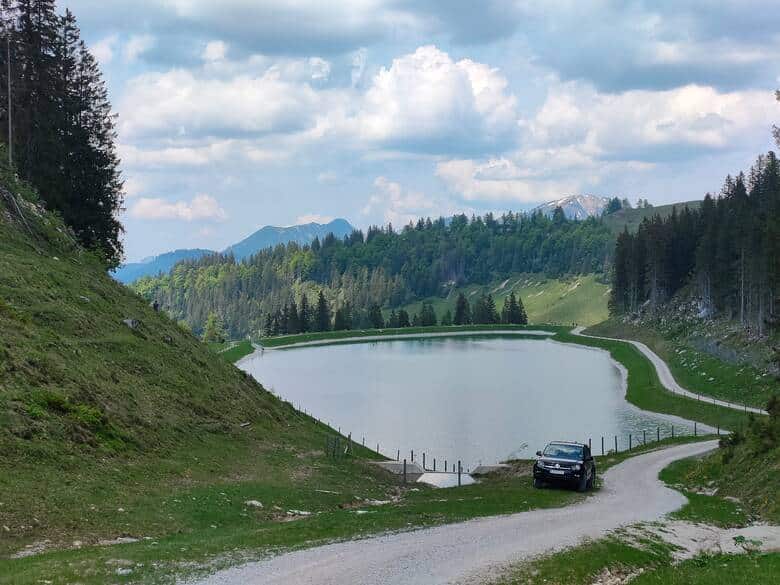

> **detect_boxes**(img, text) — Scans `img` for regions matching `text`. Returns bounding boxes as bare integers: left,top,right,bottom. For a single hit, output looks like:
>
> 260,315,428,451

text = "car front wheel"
533,478,544,489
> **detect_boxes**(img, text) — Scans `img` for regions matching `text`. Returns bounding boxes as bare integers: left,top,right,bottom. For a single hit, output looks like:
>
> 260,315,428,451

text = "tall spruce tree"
299,293,311,333
368,303,384,329
315,290,331,332
453,292,471,325
419,301,437,326
1,2,123,265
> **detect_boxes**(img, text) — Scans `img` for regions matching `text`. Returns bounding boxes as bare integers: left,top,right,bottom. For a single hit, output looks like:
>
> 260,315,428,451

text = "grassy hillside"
399,274,609,327
602,200,702,234
586,320,778,410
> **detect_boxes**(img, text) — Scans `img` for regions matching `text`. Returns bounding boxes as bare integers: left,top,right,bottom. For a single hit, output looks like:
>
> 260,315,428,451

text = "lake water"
240,336,700,468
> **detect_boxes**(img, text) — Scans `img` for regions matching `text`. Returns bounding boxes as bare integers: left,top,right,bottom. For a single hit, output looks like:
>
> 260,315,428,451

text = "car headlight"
573,464,581,471
536,460,545,469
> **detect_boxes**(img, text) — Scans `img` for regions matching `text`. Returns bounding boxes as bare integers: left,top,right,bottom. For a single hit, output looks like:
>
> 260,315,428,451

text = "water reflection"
240,336,702,467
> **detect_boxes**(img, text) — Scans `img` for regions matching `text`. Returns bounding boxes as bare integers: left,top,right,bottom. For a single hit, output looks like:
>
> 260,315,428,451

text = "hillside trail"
186,440,718,585
571,326,767,416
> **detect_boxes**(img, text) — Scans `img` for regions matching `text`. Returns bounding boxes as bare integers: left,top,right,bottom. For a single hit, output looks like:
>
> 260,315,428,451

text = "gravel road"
571,327,767,415
187,440,718,585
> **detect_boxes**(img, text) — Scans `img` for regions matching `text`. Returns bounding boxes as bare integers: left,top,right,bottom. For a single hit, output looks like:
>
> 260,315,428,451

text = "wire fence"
294,399,718,486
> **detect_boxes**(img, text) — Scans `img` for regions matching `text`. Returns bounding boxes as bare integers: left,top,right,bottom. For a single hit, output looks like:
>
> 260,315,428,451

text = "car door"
583,445,593,477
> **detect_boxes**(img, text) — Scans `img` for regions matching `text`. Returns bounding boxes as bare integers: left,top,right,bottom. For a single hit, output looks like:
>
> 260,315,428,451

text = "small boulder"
244,500,263,508
122,319,139,330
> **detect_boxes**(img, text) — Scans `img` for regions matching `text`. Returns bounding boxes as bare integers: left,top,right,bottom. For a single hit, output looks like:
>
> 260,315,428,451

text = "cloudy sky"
63,1,780,261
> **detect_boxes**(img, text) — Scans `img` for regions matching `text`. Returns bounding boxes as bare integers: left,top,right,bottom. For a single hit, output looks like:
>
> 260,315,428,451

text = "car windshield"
543,444,583,460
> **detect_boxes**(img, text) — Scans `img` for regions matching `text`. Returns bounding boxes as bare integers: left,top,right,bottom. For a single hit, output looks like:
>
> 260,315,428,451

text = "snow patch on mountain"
532,195,611,220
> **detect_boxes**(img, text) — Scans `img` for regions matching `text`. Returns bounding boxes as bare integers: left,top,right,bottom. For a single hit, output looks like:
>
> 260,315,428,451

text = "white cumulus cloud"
129,194,228,222
357,45,518,152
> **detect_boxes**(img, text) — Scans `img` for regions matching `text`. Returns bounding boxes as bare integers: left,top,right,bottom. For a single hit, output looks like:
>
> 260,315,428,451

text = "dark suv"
533,441,596,492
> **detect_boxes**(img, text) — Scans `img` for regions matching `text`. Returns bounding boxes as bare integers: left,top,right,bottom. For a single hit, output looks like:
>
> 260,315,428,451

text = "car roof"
547,441,585,447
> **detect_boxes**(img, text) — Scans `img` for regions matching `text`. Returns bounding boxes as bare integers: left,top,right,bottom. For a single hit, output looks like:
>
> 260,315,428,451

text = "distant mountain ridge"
532,194,611,220
113,218,354,284
225,218,353,261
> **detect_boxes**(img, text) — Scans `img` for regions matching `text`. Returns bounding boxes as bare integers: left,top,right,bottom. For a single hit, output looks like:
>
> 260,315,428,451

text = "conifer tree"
516,294,528,325
453,293,471,325
397,309,410,328
420,301,437,326
368,303,384,329
1,2,124,265
315,290,331,332
440,309,453,326
287,299,300,334
299,293,311,333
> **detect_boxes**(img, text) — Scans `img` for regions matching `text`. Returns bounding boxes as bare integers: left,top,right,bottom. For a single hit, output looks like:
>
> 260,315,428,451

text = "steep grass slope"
400,274,609,327
602,200,702,234
0,171,383,564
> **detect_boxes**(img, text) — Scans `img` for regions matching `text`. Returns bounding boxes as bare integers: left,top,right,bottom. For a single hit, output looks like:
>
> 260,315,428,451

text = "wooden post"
672,426,675,439
694,422,697,437
601,436,604,455
614,435,618,453
403,459,407,484
717,424,720,436
445,459,448,472
397,449,400,461
458,460,462,487
377,443,380,454
657,426,660,442
629,434,632,451
411,449,414,462
433,458,436,472
423,453,426,471
643,430,646,445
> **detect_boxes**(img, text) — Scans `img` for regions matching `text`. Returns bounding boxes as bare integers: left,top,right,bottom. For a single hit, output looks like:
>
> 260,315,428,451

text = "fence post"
411,449,414,462
458,461,462,487
397,449,400,461
643,430,646,445
403,459,407,484
614,435,618,453
445,459,448,472
717,424,720,436
588,438,592,450
657,426,660,442
629,434,632,451
671,426,675,439
601,436,604,455
423,453,426,471
433,458,436,472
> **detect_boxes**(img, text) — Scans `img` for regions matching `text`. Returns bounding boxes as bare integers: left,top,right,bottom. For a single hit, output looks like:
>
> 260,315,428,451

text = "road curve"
186,440,718,585
571,327,767,416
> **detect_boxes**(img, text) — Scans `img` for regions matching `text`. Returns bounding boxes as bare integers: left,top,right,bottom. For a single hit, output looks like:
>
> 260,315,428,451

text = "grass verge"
586,320,777,410
259,324,563,348
553,330,753,431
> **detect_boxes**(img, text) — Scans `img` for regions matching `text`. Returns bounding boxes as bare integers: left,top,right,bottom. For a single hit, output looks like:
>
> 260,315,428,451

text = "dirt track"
188,440,718,585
